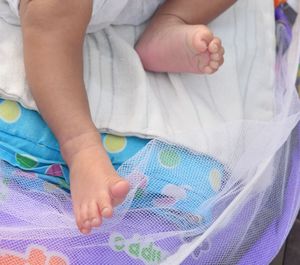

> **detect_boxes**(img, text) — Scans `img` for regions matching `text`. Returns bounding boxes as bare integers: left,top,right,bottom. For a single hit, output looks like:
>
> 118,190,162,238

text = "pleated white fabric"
0,0,276,161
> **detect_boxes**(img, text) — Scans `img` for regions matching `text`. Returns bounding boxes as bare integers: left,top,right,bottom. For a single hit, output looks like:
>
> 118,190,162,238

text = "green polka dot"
209,169,222,192
159,149,181,168
134,188,144,199
15,154,38,169
0,100,21,123
103,135,127,153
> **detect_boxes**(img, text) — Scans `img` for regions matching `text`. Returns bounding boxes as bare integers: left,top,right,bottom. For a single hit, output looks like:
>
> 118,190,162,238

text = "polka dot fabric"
0,98,224,231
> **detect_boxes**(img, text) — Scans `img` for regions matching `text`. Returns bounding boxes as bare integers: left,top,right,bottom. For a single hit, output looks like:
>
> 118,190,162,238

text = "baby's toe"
211,52,220,61
218,56,224,66
110,180,130,202
210,47,224,66
209,61,220,70
112,197,125,207
196,26,214,43
195,40,207,53
203,66,215,74
79,203,91,234
192,26,213,52
88,201,102,227
208,37,222,53
97,191,113,218
74,205,82,231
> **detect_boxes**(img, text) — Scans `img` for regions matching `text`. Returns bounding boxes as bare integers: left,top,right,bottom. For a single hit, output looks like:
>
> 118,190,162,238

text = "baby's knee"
20,0,92,31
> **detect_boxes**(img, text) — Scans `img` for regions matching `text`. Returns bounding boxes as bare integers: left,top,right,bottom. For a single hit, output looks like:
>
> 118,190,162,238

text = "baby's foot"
135,15,224,74
62,133,130,234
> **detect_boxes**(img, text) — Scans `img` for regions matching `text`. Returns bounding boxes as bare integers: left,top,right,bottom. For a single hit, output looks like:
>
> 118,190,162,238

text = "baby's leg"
136,0,237,74
20,0,129,234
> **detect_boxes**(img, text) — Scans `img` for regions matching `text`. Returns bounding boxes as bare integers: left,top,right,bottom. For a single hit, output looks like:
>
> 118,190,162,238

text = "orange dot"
49,256,68,265
274,0,286,8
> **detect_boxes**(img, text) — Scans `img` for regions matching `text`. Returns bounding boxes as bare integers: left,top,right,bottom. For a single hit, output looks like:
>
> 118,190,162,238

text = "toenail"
102,208,111,217
81,228,90,234
210,62,219,69
91,218,99,226
212,44,218,51
83,220,91,227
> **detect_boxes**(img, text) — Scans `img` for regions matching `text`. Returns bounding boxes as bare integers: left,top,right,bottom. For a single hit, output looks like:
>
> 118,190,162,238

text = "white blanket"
288,0,298,10
0,0,276,161
0,0,164,32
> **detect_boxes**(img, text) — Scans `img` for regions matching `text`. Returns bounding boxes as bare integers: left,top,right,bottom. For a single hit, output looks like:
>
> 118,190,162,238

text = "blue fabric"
0,99,225,230
0,99,150,190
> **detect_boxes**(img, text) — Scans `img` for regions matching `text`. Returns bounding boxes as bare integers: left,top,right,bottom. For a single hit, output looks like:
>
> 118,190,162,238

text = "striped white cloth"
0,0,276,160
0,0,164,32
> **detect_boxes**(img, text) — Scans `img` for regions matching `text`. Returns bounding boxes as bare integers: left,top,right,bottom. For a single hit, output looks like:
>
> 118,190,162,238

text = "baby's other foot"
136,15,224,74
63,134,130,234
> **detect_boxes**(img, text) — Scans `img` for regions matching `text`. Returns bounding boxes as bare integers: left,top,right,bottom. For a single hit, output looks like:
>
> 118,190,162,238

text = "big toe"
110,180,130,201
191,25,214,53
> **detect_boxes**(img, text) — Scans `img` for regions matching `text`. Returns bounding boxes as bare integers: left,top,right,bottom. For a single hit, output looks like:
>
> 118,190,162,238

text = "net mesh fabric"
0,4,300,265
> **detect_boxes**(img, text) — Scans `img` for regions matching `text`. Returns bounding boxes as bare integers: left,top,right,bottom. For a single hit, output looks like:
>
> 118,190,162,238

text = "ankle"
60,130,103,165
153,12,187,26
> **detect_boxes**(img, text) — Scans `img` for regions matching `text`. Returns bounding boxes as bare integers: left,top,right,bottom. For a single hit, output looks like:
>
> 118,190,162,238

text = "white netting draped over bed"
0,1,300,265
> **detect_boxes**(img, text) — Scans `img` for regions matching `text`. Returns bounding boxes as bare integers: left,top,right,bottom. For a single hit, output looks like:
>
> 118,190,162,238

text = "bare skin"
136,17,224,74
19,0,130,234
136,0,237,73
19,0,235,234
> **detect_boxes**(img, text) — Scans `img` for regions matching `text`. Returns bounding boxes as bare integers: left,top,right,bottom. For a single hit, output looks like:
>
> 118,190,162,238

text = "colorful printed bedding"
0,1,299,265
